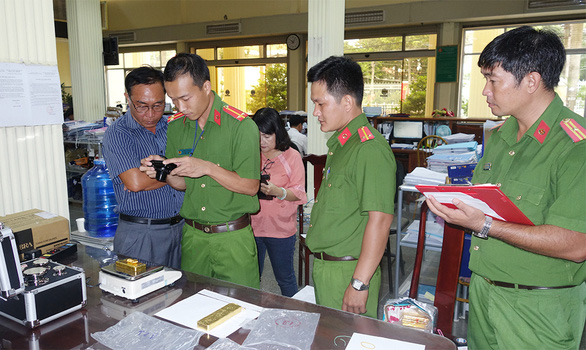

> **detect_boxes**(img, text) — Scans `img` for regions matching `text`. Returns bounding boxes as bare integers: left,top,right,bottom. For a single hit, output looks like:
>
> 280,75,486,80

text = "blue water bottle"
81,158,118,237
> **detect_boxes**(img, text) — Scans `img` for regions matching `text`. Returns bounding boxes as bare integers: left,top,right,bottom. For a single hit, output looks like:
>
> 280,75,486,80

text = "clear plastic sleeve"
242,308,320,350
382,297,437,332
91,311,203,350
207,337,255,349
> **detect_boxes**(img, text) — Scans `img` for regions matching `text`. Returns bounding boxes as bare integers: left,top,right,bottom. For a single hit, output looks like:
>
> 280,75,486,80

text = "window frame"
459,19,586,119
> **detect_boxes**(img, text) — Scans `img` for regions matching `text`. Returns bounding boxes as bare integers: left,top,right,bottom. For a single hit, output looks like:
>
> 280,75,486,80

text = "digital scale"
99,258,182,302
0,223,87,328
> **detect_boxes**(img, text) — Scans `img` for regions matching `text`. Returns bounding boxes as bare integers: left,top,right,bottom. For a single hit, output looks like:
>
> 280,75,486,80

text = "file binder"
415,184,534,226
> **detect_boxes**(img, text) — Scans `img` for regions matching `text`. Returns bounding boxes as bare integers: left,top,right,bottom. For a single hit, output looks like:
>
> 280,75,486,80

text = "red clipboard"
415,184,534,226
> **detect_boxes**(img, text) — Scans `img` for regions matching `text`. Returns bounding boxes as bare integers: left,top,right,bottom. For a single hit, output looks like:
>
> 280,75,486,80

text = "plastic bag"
207,338,255,349
382,297,437,332
242,308,320,350
91,311,203,350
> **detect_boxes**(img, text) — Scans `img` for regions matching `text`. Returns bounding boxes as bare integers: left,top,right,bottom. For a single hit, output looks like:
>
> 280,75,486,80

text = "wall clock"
286,34,300,50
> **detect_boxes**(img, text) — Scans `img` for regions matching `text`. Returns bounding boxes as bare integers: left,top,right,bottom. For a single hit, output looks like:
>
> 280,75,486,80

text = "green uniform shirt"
470,94,586,286
306,114,396,257
166,91,260,224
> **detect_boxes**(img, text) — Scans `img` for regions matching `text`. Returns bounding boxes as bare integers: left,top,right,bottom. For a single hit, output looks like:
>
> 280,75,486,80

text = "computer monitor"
392,120,423,143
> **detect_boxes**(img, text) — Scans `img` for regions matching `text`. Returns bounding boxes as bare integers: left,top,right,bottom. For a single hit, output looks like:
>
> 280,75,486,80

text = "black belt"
184,214,250,234
483,277,576,290
313,252,357,261
119,213,183,225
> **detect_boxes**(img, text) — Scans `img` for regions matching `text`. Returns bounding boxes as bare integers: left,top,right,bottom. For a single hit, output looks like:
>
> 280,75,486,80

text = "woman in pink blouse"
251,108,307,297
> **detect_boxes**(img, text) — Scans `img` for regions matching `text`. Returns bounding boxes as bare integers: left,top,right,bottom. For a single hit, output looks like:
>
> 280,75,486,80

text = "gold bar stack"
115,258,146,276
197,303,243,331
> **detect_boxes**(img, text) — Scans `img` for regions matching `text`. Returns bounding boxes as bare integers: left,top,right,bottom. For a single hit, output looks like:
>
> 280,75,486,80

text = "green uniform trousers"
313,259,381,318
468,273,586,350
180,224,260,289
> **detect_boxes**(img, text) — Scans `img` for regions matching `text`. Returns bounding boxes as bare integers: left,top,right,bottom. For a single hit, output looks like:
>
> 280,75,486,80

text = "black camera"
257,174,273,200
151,160,177,182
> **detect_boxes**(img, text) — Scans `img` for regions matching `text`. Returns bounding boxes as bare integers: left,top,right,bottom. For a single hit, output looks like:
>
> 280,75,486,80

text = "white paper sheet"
155,289,262,338
291,285,316,304
346,332,425,350
0,62,63,127
422,191,504,221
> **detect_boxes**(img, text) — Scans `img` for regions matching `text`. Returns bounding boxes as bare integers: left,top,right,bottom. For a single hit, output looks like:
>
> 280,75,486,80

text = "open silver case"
0,223,87,328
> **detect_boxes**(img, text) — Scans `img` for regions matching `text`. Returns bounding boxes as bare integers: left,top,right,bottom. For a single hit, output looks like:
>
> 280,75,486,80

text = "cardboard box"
0,209,69,259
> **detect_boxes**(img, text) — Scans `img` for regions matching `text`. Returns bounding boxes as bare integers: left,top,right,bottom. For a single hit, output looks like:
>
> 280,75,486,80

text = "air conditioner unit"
527,0,585,8
206,22,241,35
345,10,385,25
109,32,136,44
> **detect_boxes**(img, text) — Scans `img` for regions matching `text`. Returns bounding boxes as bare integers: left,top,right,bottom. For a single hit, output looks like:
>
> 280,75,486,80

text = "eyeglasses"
129,97,165,114
261,159,275,175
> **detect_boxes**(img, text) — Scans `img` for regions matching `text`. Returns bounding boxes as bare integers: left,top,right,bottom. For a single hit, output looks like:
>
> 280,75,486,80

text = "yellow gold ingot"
115,258,146,276
197,303,243,331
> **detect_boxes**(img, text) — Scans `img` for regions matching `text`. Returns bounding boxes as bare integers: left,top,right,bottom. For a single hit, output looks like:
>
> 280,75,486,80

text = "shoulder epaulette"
357,126,375,142
560,118,586,143
223,105,247,121
167,112,184,123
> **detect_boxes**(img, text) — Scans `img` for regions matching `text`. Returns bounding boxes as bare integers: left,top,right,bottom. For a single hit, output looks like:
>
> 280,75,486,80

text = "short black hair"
478,26,565,91
125,66,164,97
307,56,364,107
163,53,210,88
252,107,292,152
289,115,305,127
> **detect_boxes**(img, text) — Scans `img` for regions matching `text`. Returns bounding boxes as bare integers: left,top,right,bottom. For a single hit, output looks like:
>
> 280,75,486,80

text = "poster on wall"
435,45,458,83
0,62,63,127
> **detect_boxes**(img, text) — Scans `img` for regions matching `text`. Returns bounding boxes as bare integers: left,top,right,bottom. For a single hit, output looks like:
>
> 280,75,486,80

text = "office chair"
416,135,447,168
298,154,327,286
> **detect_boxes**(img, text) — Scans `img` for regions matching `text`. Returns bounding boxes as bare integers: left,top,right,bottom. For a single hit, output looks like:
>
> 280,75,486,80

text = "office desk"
0,246,456,349
392,148,419,172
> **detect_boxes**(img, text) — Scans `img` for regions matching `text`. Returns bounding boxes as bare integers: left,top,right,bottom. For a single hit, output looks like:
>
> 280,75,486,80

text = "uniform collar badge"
214,109,221,125
533,120,550,144
337,127,352,146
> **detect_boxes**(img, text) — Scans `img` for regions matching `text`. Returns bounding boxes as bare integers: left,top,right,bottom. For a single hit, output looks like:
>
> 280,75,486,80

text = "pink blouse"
251,148,307,238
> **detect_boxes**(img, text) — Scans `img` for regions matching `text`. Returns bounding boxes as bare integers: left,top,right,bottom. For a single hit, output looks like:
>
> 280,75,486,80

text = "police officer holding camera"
103,66,185,269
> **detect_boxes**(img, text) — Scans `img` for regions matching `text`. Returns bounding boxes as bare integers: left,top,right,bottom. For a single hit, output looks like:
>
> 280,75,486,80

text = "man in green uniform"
306,56,396,318
426,26,586,349
141,53,261,288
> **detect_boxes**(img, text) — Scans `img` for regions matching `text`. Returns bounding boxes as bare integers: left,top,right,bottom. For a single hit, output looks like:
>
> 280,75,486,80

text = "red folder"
415,184,534,226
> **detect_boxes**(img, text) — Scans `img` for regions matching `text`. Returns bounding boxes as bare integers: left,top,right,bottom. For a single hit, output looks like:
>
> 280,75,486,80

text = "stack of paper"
403,167,447,186
390,143,415,150
432,141,478,154
426,141,478,173
426,152,478,173
442,133,476,144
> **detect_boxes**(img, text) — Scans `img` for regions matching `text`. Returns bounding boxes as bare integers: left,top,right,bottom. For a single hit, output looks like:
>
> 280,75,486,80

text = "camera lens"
156,169,167,181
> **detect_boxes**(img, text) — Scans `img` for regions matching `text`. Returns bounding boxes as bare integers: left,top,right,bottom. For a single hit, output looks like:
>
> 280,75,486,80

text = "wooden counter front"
0,245,456,350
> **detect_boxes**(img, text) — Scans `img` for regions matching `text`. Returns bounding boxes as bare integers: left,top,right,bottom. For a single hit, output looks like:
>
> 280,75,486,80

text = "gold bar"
197,303,243,331
115,258,146,276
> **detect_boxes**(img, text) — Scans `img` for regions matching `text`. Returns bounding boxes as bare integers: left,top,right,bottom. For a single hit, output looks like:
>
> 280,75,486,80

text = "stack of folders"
442,132,476,144
426,141,478,173
403,167,448,186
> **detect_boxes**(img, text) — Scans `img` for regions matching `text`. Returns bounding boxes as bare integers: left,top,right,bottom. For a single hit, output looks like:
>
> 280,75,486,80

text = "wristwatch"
350,278,369,291
472,215,492,239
